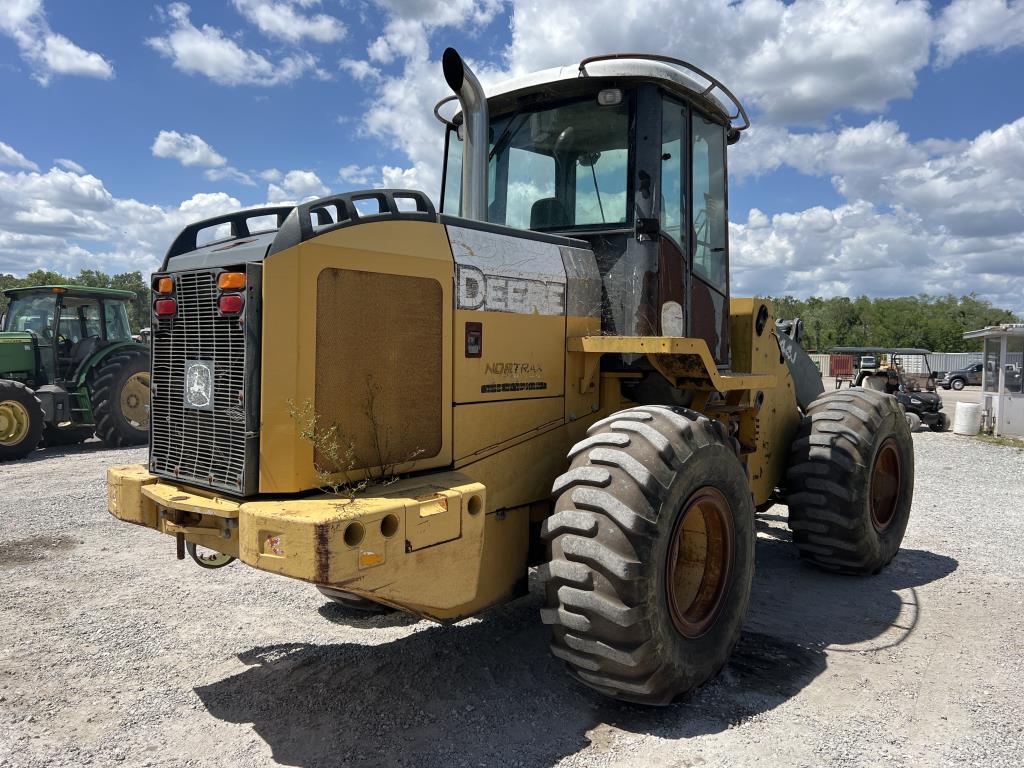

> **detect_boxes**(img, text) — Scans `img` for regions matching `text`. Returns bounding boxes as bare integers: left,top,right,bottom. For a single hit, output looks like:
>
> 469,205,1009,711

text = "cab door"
689,110,730,367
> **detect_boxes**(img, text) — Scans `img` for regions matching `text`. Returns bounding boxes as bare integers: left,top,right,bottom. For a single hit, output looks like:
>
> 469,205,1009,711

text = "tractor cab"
438,53,747,370
2,286,136,387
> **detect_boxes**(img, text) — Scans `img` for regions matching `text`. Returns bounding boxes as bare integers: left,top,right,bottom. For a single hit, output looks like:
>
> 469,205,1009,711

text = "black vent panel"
149,270,251,494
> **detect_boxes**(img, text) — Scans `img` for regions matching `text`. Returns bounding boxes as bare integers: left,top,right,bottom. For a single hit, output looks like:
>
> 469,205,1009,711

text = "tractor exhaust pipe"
442,47,488,222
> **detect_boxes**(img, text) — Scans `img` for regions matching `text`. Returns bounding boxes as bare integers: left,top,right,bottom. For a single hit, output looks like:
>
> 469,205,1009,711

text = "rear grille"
149,270,253,495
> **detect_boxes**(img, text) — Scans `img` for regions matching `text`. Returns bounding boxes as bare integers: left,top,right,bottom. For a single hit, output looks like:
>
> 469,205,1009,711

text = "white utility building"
963,324,1024,438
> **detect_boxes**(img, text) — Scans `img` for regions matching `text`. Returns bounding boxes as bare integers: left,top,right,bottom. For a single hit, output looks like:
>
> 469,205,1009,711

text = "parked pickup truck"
939,363,983,390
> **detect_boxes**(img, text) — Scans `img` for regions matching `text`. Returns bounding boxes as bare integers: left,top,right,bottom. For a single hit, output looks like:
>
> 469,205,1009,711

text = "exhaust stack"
442,47,488,222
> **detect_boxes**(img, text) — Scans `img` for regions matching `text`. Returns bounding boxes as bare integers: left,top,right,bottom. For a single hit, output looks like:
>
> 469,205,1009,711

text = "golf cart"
832,346,948,432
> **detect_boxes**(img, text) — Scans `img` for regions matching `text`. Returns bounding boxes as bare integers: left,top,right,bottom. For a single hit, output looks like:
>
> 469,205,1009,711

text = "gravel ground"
2,430,1023,768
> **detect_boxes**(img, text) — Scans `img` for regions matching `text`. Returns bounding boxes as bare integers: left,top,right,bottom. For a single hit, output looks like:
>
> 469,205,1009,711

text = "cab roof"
451,55,749,136
3,285,136,300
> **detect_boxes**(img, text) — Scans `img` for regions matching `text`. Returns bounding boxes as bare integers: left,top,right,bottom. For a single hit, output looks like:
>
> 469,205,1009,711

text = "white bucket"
953,402,982,436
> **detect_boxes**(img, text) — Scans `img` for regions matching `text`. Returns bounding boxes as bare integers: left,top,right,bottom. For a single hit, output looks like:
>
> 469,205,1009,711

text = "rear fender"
73,340,147,387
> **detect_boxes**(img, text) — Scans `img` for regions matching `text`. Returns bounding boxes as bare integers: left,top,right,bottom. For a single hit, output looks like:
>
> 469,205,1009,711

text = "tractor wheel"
316,586,394,614
0,380,44,460
91,351,150,447
44,424,95,446
904,412,921,432
541,405,755,706
951,378,965,391
929,412,949,433
786,388,914,575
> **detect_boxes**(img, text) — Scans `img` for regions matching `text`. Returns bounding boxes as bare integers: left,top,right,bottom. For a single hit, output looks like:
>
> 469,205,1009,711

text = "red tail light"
154,299,177,316
219,294,244,314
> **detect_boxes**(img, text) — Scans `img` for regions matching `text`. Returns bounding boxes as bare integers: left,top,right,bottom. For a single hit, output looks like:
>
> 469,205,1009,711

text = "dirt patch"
0,533,80,568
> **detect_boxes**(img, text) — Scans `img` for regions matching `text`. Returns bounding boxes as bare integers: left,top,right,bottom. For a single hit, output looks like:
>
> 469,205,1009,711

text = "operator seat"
67,336,102,377
530,198,569,229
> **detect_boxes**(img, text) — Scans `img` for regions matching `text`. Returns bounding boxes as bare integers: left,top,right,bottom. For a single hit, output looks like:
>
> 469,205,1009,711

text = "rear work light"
218,272,246,290
219,294,244,314
154,299,177,316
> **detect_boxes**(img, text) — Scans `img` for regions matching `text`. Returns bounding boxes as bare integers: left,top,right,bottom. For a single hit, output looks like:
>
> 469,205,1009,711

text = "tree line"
767,294,1020,353
2,269,1018,352
0,269,149,332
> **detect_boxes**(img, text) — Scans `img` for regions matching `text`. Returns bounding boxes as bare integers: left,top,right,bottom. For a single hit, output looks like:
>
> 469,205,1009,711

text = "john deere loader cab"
439,53,737,387
0,286,150,459
106,48,915,706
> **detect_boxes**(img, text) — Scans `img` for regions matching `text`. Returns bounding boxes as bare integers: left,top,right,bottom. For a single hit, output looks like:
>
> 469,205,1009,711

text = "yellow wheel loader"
107,48,914,705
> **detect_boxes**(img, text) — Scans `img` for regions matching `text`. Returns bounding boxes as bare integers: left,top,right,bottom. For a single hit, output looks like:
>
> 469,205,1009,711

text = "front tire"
951,378,965,391
905,412,921,432
929,412,949,432
786,388,914,575
0,381,44,460
541,405,754,706
91,350,150,447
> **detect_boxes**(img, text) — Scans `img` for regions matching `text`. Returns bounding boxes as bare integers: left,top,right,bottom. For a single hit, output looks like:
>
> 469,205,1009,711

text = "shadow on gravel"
195,533,957,767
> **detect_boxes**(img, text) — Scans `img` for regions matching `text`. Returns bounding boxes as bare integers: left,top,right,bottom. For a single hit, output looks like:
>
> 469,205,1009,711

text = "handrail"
266,189,435,257
578,53,750,132
161,206,293,269
161,191,437,266
433,94,459,129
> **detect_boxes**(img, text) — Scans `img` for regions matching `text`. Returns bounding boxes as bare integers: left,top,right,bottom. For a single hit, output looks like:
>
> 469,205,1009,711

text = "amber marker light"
156,277,174,294
218,272,246,290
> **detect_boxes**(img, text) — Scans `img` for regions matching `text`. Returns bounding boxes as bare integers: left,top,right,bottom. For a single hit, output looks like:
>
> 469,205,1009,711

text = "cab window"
443,94,631,231
691,112,727,292
104,301,132,341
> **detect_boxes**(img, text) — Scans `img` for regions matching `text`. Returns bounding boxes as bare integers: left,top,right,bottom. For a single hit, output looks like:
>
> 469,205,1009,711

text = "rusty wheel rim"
666,487,735,639
0,399,31,446
869,438,902,533
119,371,151,430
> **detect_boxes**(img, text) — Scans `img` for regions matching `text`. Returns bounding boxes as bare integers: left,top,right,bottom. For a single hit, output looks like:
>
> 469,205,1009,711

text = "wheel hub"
0,399,31,446
869,438,902,532
666,486,735,639
119,372,151,430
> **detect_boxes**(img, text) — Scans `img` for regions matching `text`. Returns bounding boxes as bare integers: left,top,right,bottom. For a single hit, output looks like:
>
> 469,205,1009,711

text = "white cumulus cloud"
934,0,1024,68
0,149,247,277
151,130,227,168
53,158,85,174
267,169,329,203
232,0,346,43
147,3,324,87
0,140,39,171
0,0,114,84
338,164,377,185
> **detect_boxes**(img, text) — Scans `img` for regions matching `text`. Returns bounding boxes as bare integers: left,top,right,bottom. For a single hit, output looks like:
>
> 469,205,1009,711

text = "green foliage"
764,294,1020,352
0,269,149,332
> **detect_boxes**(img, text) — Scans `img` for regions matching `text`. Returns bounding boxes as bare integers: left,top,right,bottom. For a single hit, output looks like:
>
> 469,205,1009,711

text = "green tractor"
0,285,151,459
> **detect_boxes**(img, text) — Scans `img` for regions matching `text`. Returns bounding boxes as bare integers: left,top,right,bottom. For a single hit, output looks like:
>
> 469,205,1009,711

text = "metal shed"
963,324,1024,437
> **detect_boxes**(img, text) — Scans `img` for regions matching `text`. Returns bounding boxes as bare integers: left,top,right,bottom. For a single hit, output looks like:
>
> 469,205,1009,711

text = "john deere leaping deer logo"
184,361,215,410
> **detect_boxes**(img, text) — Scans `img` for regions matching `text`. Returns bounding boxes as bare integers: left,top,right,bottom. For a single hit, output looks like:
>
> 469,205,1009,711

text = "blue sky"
2,0,1023,314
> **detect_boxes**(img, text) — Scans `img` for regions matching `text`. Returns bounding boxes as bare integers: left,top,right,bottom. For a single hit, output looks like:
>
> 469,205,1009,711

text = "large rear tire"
541,405,755,706
91,350,150,447
0,380,44,460
786,388,914,575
